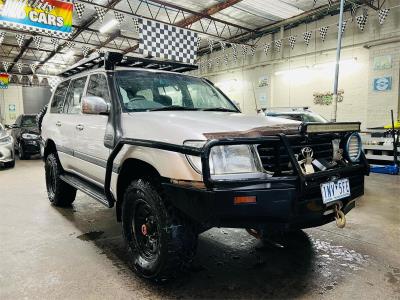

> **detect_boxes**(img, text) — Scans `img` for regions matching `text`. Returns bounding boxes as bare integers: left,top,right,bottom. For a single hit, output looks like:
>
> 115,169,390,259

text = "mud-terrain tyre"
45,153,76,207
122,179,198,282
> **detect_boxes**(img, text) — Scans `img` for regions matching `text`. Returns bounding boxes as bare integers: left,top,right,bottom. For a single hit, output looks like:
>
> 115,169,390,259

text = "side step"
60,174,114,208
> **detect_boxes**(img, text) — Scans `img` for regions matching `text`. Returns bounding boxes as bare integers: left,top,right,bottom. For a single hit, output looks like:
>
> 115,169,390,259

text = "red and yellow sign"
0,73,9,89
0,0,73,37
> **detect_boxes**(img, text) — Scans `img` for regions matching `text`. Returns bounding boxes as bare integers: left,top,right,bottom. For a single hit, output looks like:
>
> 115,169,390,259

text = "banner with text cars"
0,0,73,37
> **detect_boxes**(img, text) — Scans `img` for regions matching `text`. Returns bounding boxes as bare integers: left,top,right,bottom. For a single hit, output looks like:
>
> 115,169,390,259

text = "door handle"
56,121,61,127
76,124,84,131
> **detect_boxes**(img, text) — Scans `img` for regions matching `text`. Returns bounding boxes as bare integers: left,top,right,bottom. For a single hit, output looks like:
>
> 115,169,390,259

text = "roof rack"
59,52,198,77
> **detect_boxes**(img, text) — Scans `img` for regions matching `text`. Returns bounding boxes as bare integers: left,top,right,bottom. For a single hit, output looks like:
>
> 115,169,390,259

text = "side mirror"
82,96,110,115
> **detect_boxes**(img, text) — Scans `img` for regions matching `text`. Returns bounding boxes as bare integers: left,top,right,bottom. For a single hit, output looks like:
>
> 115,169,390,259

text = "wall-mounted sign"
258,75,269,87
0,72,9,89
373,55,392,70
373,76,392,92
0,0,73,38
8,104,15,112
313,90,344,105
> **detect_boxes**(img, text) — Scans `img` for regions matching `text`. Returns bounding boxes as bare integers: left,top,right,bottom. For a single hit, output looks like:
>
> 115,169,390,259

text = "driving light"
345,132,362,163
22,133,39,140
183,141,263,176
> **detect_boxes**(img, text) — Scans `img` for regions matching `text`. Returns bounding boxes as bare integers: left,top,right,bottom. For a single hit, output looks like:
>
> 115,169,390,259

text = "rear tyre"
45,153,76,207
122,179,198,282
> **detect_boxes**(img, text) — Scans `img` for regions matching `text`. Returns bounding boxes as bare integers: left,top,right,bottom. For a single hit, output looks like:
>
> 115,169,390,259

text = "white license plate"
320,178,351,204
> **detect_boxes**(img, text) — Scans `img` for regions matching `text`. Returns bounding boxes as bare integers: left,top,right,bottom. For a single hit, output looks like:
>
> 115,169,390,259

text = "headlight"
184,141,263,176
0,135,12,144
22,133,39,140
345,132,362,162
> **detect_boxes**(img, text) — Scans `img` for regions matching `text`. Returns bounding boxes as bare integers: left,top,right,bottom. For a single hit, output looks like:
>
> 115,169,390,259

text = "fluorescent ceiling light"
99,19,118,34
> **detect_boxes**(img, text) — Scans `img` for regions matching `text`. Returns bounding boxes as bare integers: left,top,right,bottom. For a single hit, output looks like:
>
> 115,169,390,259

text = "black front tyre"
45,153,76,207
122,179,198,282
18,144,28,160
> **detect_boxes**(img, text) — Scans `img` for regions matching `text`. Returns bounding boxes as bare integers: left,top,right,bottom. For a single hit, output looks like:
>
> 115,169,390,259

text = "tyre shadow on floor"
53,196,315,299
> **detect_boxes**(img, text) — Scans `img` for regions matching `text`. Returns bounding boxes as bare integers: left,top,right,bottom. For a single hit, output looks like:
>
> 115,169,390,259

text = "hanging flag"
48,76,62,92
232,43,238,62
196,36,201,50
288,36,296,49
313,0,317,7
133,18,140,33
15,34,25,48
328,0,332,8
0,73,9,89
65,41,75,49
3,61,11,72
215,56,220,68
303,31,312,46
74,2,86,19
94,6,107,23
0,32,5,44
208,39,214,53
351,4,358,18
263,43,270,56
223,54,228,65
17,62,23,73
50,38,59,51
378,8,390,25
250,45,256,56
30,64,38,74
356,14,368,31
220,41,226,52
114,11,125,25
33,36,42,49
207,59,212,69
274,40,282,52
28,75,34,83
241,44,248,56
319,26,329,42
96,49,105,55
82,46,91,57
17,74,23,84
338,20,347,34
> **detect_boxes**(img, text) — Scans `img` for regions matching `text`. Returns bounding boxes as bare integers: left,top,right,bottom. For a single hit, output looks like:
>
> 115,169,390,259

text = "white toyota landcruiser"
41,52,369,281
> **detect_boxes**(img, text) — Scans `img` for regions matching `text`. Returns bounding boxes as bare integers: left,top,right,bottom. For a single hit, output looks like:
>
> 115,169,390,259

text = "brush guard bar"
104,126,369,205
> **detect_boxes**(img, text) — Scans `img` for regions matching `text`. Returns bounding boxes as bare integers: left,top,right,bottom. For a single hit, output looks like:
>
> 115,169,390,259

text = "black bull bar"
103,127,370,206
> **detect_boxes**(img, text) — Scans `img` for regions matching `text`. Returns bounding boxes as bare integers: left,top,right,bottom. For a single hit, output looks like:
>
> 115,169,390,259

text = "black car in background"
9,114,41,159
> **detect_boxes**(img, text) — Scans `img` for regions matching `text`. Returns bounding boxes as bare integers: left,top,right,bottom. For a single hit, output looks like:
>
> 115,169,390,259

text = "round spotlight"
345,132,362,162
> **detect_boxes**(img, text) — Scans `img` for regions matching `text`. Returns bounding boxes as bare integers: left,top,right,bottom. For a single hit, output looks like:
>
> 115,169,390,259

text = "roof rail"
59,52,198,77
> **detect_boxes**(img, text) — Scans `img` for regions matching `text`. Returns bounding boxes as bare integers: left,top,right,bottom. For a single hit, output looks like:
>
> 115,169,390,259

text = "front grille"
257,136,334,174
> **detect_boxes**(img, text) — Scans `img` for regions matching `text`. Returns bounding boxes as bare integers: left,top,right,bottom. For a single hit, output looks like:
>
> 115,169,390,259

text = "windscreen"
116,71,238,112
21,116,37,127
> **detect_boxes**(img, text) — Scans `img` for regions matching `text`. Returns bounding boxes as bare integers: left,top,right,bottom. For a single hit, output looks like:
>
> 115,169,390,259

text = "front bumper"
21,139,41,154
0,142,14,164
163,165,365,230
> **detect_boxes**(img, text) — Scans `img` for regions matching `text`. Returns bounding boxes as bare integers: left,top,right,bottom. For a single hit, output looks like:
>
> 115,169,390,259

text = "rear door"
73,73,111,185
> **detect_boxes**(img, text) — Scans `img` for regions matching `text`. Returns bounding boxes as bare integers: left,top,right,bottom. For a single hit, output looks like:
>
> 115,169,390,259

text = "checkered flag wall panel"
378,8,390,25
139,19,198,64
303,31,312,46
74,2,85,19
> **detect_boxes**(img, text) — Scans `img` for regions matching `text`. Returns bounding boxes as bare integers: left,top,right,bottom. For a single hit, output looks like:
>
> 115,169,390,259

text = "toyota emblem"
301,147,314,159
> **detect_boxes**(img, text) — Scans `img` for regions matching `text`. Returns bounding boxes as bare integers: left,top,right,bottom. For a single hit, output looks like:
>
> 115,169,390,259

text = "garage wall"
198,0,400,129
22,86,52,115
0,85,24,126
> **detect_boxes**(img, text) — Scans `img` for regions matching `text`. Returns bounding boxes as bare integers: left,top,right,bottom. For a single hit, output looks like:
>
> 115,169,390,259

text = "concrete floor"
0,159,399,299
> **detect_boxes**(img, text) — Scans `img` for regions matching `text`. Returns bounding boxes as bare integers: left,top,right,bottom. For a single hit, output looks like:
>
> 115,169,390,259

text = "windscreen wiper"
201,108,237,112
148,105,198,111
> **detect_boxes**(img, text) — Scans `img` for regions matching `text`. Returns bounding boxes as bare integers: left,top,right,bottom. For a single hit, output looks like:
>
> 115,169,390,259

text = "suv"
10,114,41,159
41,52,369,281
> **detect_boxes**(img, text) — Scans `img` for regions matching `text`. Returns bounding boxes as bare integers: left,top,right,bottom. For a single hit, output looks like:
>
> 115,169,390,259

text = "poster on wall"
0,0,73,38
373,76,392,92
8,103,16,121
0,72,9,89
373,55,392,70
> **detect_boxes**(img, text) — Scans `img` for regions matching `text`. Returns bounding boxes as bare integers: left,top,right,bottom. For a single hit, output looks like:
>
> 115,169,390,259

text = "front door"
73,73,111,186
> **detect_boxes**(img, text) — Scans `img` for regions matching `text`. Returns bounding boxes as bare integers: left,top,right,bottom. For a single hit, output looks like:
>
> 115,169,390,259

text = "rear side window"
50,80,70,113
63,77,87,114
86,74,110,102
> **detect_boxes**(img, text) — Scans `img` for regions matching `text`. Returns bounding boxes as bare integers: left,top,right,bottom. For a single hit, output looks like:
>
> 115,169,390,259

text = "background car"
0,123,15,168
9,114,41,160
264,107,328,123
